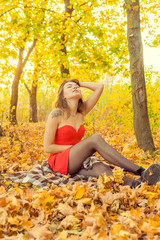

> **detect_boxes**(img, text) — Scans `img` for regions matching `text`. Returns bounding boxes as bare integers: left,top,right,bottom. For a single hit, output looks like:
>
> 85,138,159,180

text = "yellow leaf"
58,230,68,239
0,194,7,207
112,167,124,184
130,207,143,221
122,144,131,154
0,186,6,194
28,224,53,240
17,212,33,231
103,173,111,183
77,198,92,205
110,200,120,213
57,203,75,215
50,222,58,234
94,214,107,229
95,230,109,239
150,215,160,228
0,207,8,225
119,230,130,237
8,215,19,225
110,223,122,235
60,215,80,230
74,185,85,200
97,175,105,192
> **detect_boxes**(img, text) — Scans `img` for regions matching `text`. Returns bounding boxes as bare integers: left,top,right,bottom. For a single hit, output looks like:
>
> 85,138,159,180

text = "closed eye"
67,84,79,88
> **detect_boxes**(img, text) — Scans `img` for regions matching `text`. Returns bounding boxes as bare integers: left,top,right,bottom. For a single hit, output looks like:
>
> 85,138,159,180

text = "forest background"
0,0,160,131
0,0,160,239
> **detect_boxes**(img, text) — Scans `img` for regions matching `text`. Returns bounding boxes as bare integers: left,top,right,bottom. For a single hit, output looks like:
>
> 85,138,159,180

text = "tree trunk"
9,48,24,125
125,0,155,151
24,47,39,123
60,0,73,77
29,80,38,122
9,39,37,125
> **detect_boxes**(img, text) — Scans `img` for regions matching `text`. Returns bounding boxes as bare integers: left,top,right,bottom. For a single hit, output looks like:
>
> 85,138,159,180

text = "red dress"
48,124,85,175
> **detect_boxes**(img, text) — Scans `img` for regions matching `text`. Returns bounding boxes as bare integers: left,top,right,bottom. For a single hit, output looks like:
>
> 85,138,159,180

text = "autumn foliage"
0,0,160,239
0,122,160,239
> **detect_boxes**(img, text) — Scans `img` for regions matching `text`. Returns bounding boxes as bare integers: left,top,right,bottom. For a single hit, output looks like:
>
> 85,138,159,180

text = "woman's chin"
69,94,82,100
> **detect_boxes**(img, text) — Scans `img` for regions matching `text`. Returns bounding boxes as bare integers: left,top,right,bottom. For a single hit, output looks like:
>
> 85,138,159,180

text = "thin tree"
24,75,38,123
60,0,73,77
10,39,37,125
125,0,155,151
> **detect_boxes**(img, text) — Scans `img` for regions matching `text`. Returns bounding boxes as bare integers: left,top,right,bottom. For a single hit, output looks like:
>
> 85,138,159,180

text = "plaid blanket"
7,156,102,188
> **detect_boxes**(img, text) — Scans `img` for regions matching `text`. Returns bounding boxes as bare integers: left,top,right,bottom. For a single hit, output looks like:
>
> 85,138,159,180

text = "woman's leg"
68,133,143,175
78,162,113,178
77,162,134,186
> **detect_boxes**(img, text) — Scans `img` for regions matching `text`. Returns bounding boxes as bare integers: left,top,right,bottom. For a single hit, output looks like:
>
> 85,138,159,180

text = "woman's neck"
67,99,78,116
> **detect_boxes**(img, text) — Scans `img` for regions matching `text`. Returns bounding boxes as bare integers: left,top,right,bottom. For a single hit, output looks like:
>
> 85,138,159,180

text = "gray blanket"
7,156,102,188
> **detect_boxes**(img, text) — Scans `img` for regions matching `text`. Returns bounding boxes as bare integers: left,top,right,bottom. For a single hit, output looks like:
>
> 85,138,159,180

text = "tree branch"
24,82,31,94
0,5,57,18
22,38,37,68
79,1,90,7
18,47,25,65
73,2,92,24
75,16,83,24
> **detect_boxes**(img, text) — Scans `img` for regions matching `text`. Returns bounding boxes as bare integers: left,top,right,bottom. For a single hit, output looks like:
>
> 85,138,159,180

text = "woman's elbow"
99,83,104,92
44,145,50,153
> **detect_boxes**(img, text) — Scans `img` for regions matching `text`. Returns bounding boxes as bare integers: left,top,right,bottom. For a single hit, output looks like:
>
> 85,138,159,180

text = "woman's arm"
44,109,72,153
80,82,104,115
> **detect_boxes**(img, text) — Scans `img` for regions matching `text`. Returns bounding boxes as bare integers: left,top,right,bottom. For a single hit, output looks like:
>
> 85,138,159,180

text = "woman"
44,79,160,187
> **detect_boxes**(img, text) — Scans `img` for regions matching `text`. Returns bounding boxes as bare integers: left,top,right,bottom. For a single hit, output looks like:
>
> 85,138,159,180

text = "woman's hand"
79,82,104,115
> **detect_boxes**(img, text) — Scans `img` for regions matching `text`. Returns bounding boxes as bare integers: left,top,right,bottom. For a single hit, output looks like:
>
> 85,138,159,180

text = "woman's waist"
54,139,80,146
49,145,72,157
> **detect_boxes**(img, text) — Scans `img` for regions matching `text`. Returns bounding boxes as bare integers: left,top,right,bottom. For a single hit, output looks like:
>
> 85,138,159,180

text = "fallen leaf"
60,215,81,230
0,207,8,225
74,185,85,200
28,224,54,240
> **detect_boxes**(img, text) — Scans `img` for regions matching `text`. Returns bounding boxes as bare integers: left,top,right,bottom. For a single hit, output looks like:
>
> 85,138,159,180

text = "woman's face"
63,81,82,100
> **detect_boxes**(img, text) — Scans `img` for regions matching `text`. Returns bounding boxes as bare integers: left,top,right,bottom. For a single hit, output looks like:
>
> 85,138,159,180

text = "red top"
48,124,85,174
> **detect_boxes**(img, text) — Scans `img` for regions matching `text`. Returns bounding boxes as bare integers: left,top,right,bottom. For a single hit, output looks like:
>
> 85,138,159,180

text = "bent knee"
90,133,102,142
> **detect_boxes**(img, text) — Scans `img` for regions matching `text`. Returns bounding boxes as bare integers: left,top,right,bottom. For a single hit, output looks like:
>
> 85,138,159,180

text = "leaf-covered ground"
0,123,160,240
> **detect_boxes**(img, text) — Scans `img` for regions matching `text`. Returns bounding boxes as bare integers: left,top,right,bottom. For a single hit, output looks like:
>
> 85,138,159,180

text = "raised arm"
80,82,104,115
44,109,72,153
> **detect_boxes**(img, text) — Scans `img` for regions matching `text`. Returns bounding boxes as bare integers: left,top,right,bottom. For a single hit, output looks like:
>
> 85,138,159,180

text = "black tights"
68,133,140,180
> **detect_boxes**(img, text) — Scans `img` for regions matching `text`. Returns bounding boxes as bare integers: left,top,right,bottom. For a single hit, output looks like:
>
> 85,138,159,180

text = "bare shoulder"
50,109,63,119
46,109,63,131
44,109,62,146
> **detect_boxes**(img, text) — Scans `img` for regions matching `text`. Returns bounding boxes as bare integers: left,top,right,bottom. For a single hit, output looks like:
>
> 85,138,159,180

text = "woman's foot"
141,163,160,185
132,163,160,188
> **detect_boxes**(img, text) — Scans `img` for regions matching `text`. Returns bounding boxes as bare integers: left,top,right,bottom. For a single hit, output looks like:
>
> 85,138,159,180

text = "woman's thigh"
77,162,113,178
